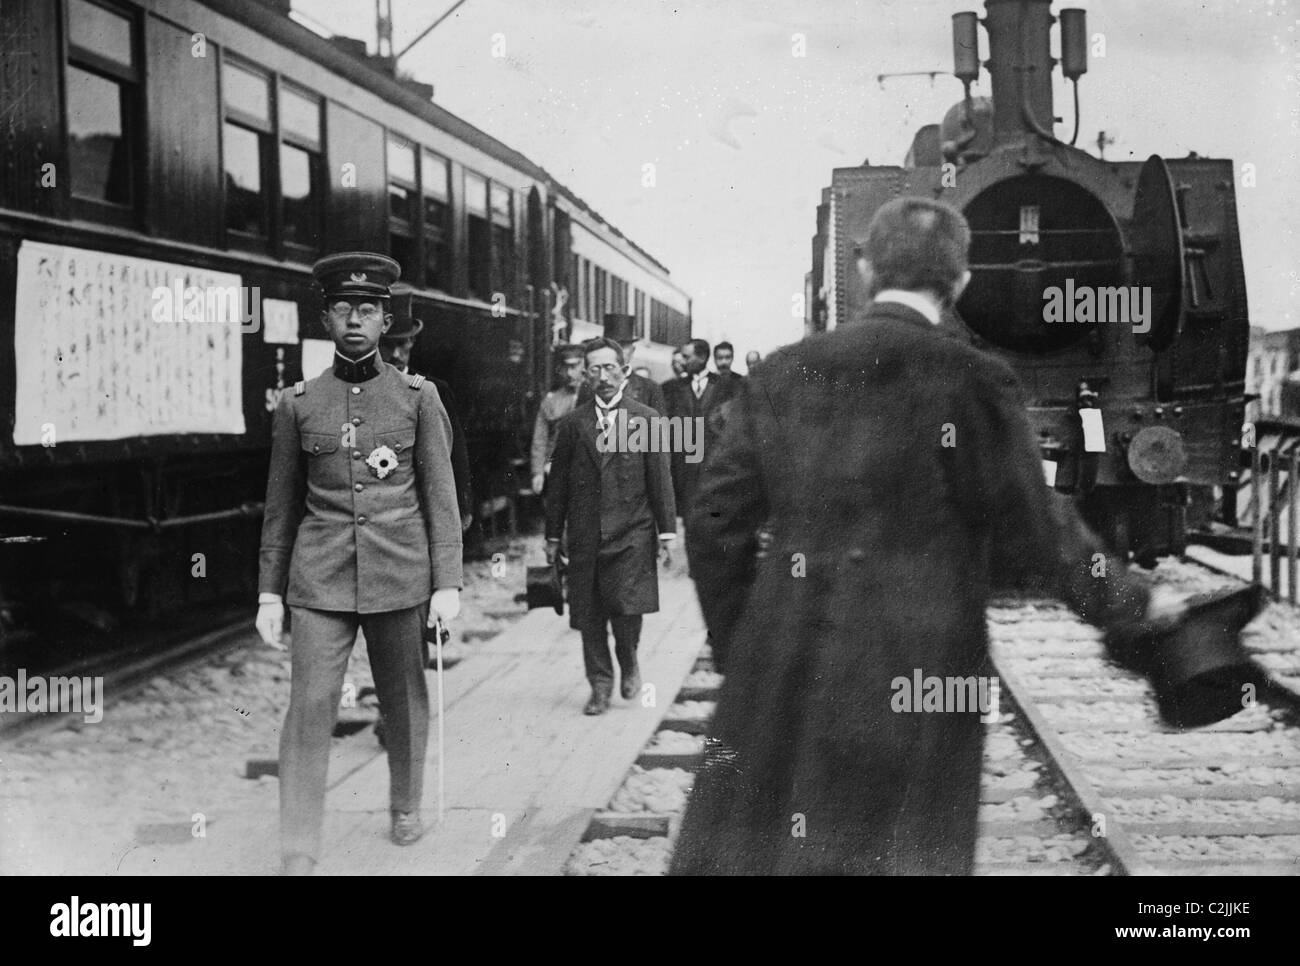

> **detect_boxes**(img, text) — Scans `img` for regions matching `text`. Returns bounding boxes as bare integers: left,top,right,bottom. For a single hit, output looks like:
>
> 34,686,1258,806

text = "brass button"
313,444,320,453
351,386,361,395
354,483,363,492
352,451,362,459
357,515,367,525
394,442,403,451
352,417,362,426
847,548,866,562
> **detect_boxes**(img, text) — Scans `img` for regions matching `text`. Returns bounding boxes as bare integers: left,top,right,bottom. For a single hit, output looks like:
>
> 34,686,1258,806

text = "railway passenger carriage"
0,0,690,648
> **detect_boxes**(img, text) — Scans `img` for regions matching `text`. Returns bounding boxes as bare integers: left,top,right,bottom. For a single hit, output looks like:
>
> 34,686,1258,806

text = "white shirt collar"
595,386,625,413
872,289,942,326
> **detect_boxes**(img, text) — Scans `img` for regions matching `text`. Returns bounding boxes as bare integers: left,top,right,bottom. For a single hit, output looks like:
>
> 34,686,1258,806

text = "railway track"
567,557,1300,876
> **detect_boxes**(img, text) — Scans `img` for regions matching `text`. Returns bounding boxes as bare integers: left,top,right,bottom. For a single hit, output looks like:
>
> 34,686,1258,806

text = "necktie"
693,377,705,399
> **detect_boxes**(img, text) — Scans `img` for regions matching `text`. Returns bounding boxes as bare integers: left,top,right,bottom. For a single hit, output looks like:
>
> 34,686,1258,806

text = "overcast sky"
294,0,1298,361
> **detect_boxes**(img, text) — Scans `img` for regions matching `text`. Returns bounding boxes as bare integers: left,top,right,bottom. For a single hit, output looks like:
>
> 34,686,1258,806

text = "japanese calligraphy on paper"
12,241,246,444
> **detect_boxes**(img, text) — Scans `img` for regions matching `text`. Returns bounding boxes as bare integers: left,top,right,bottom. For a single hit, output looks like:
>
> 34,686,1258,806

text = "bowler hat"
525,558,565,615
603,313,638,344
383,284,424,341
312,251,401,301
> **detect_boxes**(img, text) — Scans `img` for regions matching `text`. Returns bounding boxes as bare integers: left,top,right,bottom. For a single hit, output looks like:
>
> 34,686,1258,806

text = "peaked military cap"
312,251,401,301
603,313,638,344
383,282,424,341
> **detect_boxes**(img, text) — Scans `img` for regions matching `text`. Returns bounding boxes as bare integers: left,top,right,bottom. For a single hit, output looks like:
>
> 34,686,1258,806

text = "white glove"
256,599,286,649
430,588,461,626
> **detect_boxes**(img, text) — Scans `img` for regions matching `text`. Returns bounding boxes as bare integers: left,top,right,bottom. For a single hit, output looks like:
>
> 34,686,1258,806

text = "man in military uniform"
255,252,463,875
530,343,585,496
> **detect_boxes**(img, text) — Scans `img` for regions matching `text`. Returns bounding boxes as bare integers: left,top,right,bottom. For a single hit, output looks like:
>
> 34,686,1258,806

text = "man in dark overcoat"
545,337,677,715
669,198,1168,875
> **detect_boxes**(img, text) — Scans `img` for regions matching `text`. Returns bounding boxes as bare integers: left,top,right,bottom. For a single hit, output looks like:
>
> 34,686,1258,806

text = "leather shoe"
620,666,642,701
281,853,315,876
583,690,611,716
391,811,424,846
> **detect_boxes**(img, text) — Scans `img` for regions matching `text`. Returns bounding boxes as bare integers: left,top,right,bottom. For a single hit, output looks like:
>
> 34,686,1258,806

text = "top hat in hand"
525,556,566,616
1106,584,1266,728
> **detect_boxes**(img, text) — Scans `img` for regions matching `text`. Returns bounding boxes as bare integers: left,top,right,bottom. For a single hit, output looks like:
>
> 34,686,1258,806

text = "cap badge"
350,272,368,283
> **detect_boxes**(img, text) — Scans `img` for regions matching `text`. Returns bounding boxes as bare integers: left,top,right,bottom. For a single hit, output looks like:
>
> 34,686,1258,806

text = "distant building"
1246,327,1300,422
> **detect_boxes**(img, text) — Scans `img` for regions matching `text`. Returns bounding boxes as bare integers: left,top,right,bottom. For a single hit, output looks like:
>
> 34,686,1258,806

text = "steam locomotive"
808,0,1249,563
0,0,691,655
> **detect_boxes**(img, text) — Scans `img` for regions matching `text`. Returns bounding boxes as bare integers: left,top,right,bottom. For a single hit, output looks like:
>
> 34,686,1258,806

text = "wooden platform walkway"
117,569,705,876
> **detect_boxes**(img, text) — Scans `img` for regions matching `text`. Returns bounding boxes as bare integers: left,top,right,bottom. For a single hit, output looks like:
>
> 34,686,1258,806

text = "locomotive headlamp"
952,13,980,83
1059,9,1088,81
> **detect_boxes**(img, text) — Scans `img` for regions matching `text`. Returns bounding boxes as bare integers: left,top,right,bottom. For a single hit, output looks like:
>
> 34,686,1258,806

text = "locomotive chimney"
954,0,1060,143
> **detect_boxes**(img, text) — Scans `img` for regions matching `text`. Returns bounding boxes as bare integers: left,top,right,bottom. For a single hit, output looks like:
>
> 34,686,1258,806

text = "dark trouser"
281,605,428,861
579,615,643,694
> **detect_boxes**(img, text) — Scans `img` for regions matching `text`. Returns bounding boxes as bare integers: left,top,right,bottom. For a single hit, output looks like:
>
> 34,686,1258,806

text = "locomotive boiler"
809,0,1250,563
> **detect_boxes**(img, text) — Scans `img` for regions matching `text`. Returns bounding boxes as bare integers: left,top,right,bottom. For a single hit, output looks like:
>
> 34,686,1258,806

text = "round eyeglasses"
328,301,384,322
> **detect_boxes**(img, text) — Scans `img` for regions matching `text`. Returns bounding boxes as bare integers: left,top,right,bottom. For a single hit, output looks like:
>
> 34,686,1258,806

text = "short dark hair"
583,336,625,366
686,338,710,360
714,342,734,355
861,197,970,301
555,343,585,364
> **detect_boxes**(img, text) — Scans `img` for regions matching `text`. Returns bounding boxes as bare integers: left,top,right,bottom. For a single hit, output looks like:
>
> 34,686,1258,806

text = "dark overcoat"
661,371,735,516
670,301,1149,875
545,396,676,629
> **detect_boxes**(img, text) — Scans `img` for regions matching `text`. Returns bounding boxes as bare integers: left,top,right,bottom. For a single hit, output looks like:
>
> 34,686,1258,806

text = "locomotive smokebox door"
1130,155,1187,351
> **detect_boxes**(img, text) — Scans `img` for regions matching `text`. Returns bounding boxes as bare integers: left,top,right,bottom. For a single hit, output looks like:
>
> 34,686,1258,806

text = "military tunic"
259,358,464,611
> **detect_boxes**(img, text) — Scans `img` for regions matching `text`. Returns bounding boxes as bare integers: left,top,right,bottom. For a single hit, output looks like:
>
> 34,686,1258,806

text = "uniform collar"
333,349,381,383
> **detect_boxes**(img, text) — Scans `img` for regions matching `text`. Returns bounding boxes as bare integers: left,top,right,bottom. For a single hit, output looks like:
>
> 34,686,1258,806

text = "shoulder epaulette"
293,381,306,396
408,373,426,389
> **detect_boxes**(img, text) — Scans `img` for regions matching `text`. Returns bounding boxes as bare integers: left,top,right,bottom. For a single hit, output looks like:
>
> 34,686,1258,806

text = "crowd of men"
254,195,1249,877
530,322,758,525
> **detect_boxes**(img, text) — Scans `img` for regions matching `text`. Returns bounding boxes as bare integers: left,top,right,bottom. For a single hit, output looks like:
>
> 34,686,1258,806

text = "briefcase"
525,557,566,615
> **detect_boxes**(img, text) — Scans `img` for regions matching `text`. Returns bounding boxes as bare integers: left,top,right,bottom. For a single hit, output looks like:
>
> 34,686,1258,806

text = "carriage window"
222,61,270,124
69,0,134,67
387,136,417,281
222,60,272,245
421,151,451,291
224,122,265,236
279,84,322,255
66,0,139,216
466,172,490,299
490,183,514,294
280,86,320,146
